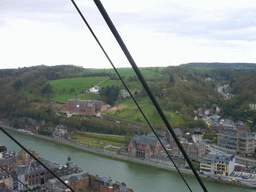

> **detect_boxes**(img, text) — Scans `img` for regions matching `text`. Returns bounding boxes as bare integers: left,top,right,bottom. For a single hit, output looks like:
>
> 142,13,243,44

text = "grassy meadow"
48,77,122,103
70,132,129,149
104,97,184,127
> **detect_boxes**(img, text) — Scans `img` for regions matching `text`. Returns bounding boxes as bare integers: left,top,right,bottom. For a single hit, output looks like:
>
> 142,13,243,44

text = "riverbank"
1,125,256,190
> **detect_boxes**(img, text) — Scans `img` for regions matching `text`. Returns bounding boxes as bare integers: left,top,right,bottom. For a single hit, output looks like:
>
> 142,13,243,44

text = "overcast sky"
0,0,256,69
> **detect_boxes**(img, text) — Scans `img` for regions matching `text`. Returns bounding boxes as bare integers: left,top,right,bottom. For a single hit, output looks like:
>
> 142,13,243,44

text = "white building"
53,124,68,140
249,102,256,110
89,86,100,93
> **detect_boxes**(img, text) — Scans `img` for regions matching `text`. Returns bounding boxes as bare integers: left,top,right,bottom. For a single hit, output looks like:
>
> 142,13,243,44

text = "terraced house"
217,129,255,156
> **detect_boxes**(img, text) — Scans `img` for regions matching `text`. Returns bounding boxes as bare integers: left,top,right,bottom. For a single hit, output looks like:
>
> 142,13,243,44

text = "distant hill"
180,63,256,69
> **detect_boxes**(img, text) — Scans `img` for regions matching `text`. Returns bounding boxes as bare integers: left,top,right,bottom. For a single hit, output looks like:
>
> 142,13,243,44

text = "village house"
53,124,68,140
128,134,166,158
120,89,130,98
196,107,204,117
249,102,256,110
211,115,221,123
89,85,100,93
200,153,235,176
204,108,213,116
221,119,236,129
65,98,109,115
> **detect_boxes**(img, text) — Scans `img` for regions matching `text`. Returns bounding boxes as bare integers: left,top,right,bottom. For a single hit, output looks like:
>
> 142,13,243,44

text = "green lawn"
48,77,123,103
106,147,119,151
71,139,105,147
48,76,145,103
71,132,129,146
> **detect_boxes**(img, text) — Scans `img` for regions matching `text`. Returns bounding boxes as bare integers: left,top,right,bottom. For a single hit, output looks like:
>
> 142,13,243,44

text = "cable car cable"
92,0,208,191
71,0,193,191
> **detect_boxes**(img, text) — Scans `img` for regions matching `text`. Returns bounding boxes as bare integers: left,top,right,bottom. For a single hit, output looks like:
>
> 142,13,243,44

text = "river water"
1,130,254,192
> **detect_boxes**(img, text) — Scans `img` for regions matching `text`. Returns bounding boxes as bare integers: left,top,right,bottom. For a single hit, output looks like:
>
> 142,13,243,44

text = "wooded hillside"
0,64,255,134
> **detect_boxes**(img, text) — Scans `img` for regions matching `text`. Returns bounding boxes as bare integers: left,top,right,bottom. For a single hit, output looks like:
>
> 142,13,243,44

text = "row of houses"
204,115,251,132
128,129,206,161
0,146,133,192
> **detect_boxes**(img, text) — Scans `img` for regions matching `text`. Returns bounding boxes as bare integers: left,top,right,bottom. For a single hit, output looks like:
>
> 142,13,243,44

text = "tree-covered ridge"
180,62,256,69
0,64,255,134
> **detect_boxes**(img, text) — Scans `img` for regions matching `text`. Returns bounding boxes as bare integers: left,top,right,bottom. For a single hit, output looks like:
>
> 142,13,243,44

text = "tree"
41,84,54,97
12,79,23,92
70,88,75,95
169,74,174,83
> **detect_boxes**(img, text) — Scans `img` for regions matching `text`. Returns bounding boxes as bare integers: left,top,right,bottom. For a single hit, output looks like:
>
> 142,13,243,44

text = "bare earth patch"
107,105,128,113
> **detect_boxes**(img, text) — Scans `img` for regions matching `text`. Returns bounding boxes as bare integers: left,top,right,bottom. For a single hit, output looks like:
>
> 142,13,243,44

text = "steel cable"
92,0,208,191
71,0,196,191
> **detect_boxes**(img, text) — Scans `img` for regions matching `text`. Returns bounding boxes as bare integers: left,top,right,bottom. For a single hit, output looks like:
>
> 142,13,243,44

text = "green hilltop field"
47,67,160,103
82,67,163,76
104,97,185,127
48,76,122,103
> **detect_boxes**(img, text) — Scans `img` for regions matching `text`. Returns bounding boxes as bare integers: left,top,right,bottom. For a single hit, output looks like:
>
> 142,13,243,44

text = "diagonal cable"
92,0,208,191
0,127,75,192
70,0,193,191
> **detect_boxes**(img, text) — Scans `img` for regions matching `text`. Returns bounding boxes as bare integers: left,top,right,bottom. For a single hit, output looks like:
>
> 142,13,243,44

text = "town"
0,145,134,192
1,97,256,190
0,65,256,191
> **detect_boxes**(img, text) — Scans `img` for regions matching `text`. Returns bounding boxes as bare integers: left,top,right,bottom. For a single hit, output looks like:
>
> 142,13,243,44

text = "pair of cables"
72,0,208,191
1,0,208,191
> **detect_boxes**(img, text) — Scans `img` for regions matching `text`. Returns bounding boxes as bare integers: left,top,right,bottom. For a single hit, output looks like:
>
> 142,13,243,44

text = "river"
1,130,254,192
